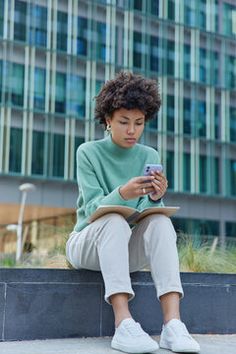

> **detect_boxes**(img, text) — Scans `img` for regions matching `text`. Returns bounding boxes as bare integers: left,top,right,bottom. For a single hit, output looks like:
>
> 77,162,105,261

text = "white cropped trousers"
66,213,184,304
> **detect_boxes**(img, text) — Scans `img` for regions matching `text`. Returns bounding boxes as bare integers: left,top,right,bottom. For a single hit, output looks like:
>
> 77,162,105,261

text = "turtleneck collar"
105,134,138,157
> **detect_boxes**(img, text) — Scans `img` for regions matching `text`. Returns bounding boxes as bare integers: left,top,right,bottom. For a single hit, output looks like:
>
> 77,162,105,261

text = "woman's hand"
119,176,156,200
149,171,168,201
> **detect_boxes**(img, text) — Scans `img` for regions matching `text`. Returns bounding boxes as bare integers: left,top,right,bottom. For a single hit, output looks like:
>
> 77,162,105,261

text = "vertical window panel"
31,130,45,175
34,68,46,111
230,160,236,196
14,0,27,42
167,95,174,132
77,17,87,56
30,5,47,47
57,11,68,52
55,72,66,114
166,151,174,189
230,107,236,142
9,127,22,173
0,0,4,38
53,133,65,177
199,155,207,193
183,152,191,191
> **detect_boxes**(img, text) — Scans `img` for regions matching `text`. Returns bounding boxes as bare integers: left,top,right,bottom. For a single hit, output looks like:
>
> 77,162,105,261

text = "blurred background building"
0,0,236,256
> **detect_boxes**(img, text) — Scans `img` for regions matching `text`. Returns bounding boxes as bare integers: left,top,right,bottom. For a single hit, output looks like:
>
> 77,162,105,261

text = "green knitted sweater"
74,135,164,232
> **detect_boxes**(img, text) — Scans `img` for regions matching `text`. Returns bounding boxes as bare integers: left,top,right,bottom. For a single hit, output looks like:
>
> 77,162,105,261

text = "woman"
66,72,200,353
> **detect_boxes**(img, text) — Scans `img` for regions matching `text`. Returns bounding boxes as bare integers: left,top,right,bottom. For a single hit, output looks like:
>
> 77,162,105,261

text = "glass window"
214,157,220,194
199,48,207,84
31,130,44,175
29,5,47,47
77,16,87,56
167,95,174,132
133,0,142,11
150,36,159,72
199,155,207,193
230,107,236,142
9,127,22,173
0,0,4,38
167,40,175,76
225,55,236,89
223,3,236,37
74,136,85,180
34,68,45,111
183,152,191,191
57,11,68,52
55,72,66,114
168,0,175,21
5,62,24,106
133,31,142,68
150,0,159,16
184,44,191,80
230,160,236,196
214,104,220,140
199,0,206,29
0,60,2,103
183,98,191,135
67,75,85,118
211,51,219,86
173,217,220,238
184,0,196,27
53,133,65,177
197,100,206,137
14,0,27,42
226,222,236,238
166,151,174,189
97,22,106,61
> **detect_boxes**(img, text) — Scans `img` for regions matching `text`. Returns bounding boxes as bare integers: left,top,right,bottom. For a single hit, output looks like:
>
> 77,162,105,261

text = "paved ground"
0,335,236,354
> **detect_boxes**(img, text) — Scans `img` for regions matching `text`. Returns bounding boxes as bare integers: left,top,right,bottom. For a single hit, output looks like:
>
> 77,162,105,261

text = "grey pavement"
0,335,236,354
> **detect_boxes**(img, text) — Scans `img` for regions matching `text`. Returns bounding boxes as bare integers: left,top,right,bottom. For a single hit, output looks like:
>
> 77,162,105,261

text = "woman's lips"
125,138,136,143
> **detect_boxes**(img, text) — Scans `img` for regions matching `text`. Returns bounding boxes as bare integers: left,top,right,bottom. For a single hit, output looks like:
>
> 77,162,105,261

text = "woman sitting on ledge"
66,72,200,354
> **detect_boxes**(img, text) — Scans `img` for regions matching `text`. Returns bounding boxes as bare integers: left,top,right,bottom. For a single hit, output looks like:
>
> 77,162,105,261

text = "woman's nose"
127,125,135,134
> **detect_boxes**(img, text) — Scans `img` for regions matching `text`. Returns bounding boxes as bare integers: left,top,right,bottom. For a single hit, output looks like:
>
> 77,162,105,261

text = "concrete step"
1,335,236,354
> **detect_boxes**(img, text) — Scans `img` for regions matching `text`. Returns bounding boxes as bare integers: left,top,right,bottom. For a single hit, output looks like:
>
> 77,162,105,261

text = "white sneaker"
160,319,200,353
111,318,159,353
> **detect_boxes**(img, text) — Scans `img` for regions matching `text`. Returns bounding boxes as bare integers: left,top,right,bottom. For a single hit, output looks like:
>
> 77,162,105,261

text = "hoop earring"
106,124,111,132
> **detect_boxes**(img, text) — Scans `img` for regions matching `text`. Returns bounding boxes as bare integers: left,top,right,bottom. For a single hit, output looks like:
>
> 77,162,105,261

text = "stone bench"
0,269,235,341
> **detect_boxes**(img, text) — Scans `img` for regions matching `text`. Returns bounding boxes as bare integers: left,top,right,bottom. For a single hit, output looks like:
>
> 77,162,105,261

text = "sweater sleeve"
77,146,132,217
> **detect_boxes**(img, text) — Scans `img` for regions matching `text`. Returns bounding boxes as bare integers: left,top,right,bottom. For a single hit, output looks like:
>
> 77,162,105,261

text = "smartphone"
143,163,163,176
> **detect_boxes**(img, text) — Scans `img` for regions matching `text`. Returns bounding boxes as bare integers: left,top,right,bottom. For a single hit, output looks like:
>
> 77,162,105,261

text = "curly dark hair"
94,72,161,128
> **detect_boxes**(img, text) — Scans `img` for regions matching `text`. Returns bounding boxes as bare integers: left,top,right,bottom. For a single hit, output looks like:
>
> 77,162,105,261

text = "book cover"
89,205,180,224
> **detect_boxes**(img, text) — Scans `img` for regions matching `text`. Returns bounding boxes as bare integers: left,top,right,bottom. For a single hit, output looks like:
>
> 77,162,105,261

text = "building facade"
0,0,236,244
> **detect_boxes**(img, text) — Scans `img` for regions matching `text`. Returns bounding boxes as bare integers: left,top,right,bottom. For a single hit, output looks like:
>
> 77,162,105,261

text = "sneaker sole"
160,342,200,353
111,340,159,353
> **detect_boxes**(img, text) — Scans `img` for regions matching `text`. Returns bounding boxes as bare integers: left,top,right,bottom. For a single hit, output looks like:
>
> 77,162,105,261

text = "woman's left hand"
149,171,168,201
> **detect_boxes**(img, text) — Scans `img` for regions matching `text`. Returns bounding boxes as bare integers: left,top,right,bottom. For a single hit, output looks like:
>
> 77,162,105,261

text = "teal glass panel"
0,60,2,103
55,72,66,113
214,157,220,194
133,0,142,11
225,56,236,89
96,80,104,94
211,51,219,86
197,100,206,137
147,114,157,130
168,0,175,21
57,11,68,51
222,3,236,37
34,68,45,110
184,44,190,80
0,0,4,38
183,98,191,135
226,222,236,237
74,136,85,180
67,75,85,118
166,40,175,76
214,104,220,140
14,0,27,42
199,0,206,29
199,48,207,84
199,155,207,193
183,152,191,192
77,16,87,56
184,0,196,27
167,95,174,132
150,0,159,16
166,151,174,189
9,127,22,173
230,160,236,196
230,107,236,142
52,133,65,177
150,36,159,72
31,130,44,175
97,22,106,61
5,62,24,106
29,5,47,47
173,217,219,238
133,31,142,68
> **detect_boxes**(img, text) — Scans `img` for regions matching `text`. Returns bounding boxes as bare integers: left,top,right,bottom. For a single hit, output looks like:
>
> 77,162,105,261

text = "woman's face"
106,108,145,148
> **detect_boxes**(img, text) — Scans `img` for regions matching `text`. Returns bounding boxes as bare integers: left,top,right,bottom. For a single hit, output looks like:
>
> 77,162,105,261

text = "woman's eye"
119,121,127,125
136,122,144,126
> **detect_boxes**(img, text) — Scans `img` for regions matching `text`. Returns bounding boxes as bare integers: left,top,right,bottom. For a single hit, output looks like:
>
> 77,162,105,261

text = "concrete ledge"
0,269,236,341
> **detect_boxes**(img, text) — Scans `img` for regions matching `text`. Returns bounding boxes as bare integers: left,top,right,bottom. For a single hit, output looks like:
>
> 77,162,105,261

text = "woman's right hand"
119,176,155,200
